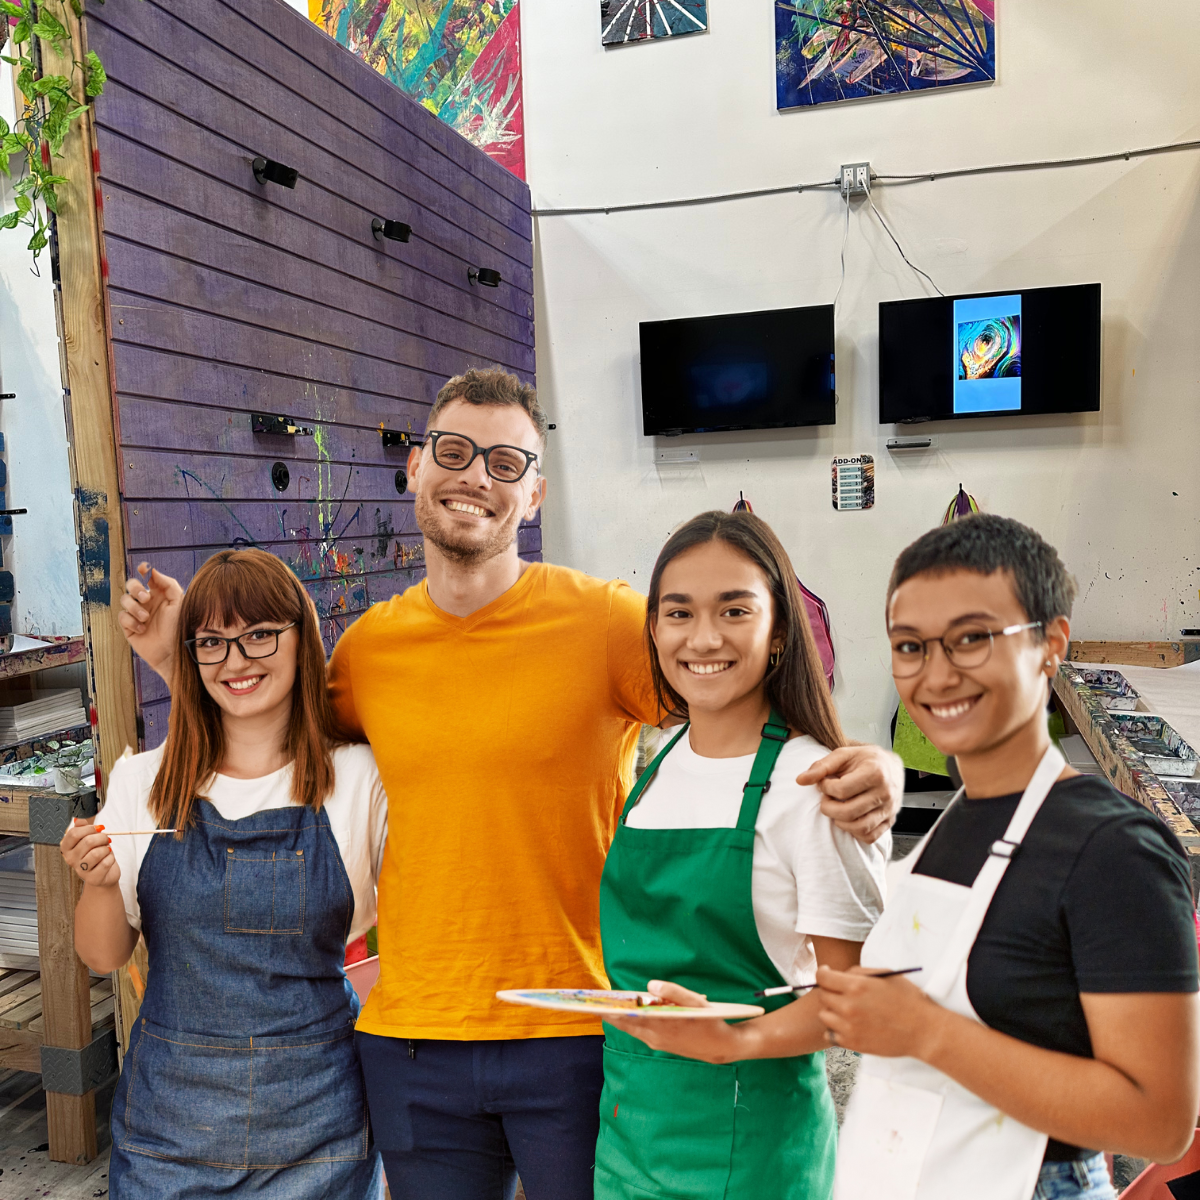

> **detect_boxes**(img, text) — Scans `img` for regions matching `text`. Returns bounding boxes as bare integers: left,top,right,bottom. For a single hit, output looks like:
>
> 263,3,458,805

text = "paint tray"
1077,668,1140,712
1165,780,1200,827
1110,714,1199,778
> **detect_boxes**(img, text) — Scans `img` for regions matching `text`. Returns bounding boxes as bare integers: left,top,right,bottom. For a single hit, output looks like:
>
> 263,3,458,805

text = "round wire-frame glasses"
889,621,1043,679
427,431,540,483
185,623,296,665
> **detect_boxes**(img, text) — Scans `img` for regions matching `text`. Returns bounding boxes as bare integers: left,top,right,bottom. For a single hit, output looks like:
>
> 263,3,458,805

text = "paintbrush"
754,966,922,998
106,829,178,836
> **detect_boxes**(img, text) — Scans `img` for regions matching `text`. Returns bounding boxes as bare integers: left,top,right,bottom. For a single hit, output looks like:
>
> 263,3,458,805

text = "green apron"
595,714,837,1200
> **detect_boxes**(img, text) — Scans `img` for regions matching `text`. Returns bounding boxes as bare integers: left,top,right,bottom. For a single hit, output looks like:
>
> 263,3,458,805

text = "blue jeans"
1033,1154,1117,1200
357,1032,605,1200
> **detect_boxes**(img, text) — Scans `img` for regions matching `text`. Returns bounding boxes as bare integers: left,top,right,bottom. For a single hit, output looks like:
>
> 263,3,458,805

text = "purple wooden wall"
85,0,537,748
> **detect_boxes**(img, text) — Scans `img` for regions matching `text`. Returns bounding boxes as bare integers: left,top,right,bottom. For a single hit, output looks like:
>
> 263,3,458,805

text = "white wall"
0,62,82,637
521,0,1200,744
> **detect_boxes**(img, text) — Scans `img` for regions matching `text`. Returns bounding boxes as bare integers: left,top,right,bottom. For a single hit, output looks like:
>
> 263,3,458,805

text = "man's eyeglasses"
889,621,1042,679
427,431,540,483
185,623,296,665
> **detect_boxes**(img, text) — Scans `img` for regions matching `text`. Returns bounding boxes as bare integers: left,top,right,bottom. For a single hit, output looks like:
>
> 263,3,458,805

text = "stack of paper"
0,839,37,969
0,689,88,742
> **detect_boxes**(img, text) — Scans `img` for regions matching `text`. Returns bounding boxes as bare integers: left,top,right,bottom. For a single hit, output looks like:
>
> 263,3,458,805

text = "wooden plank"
101,186,534,368
28,980,112,1036
112,345,432,434
124,496,419,552
0,794,28,835
0,980,42,1022
93,113,533,333
0,638,86,681
0,1036,44,1073
109,291,458,407
33,843,96,1163
213,0,530,211
104,242,531,385
1068,641,1200,668
1053,665,1200,896
0,971,37,1001
86,16,533,265
40,10,139,801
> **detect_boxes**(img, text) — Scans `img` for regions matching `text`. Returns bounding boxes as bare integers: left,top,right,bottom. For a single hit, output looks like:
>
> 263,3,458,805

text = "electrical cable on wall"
833,189,852,312
530,137,1200,219
866,194,944,297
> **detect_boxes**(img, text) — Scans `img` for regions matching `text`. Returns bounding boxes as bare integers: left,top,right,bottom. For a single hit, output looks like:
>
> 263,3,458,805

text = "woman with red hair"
59,549,386,1198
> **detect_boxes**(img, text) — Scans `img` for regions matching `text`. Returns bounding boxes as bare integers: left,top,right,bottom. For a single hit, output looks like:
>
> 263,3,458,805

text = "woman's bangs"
187,558,300,635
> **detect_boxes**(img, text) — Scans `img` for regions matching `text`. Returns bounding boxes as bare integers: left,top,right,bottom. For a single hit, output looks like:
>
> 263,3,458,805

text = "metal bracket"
252,413,313,437
40,1029,118,1095
381,429,419,449
28,788,98,845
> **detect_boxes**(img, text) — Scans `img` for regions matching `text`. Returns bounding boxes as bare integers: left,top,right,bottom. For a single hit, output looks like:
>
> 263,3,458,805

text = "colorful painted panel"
776,1,995,110
600,0,708,44
312,0,526,179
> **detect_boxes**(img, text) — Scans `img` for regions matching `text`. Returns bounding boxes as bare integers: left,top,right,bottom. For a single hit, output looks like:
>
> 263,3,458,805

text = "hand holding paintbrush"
59,816,123,888
755,966,922,998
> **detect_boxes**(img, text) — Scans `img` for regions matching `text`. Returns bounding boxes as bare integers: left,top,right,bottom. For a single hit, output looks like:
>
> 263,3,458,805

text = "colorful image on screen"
953,294,1022,414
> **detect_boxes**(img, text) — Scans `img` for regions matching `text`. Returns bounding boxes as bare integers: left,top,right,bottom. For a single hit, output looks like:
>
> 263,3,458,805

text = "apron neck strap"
735,710,790,832
619,724,690,822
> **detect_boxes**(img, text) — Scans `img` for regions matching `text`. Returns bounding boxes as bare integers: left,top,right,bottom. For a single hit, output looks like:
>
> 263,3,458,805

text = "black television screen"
640,305,836,436
879,283,1101,423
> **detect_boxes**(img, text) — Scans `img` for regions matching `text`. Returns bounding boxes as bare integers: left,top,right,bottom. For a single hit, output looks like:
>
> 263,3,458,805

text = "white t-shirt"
101,743,388,944
624,730,889,985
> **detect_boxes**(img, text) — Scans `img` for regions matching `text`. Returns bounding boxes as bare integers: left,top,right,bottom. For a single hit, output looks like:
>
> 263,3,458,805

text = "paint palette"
1077,668,1141,712
1165,780,1200,829
496,989,764,1020
1110,715,1199,778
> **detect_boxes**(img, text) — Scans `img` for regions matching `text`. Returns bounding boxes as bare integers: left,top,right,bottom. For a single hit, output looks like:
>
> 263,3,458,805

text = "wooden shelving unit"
0,638,86,682
0,969,114,1076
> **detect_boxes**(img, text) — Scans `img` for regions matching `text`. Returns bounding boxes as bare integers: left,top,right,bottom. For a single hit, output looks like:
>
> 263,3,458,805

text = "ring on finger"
80,862,89,872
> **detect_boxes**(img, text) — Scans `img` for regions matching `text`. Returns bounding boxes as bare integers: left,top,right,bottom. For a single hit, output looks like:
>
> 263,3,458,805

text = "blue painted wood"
90,0,537,743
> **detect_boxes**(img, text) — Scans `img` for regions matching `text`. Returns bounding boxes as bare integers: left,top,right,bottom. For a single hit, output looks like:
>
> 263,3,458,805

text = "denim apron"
110,799,383,1199
595,715,837,1200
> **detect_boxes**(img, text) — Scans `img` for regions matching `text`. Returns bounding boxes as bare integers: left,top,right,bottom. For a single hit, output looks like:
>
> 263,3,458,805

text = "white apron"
834,745,1066,1200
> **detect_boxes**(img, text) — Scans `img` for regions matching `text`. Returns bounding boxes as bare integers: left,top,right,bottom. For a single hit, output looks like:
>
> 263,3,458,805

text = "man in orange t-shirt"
119,368,903,1200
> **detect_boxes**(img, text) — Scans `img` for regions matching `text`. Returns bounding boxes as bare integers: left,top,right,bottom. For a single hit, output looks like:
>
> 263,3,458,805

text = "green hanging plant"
0,0,106,260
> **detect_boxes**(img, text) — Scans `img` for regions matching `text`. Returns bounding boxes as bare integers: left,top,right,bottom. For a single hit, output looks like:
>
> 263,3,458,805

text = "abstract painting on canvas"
776,1,995,110
601,0,708,45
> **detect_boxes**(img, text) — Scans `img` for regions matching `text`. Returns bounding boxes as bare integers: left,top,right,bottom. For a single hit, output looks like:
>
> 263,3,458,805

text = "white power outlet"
840,162,871,197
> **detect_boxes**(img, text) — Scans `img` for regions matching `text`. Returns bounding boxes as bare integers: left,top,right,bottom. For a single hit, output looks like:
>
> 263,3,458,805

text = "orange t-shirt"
328,562,660,1040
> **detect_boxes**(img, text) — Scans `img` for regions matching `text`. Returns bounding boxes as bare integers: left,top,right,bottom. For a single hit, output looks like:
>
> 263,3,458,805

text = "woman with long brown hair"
594,510,888,1200
59,549,385,1198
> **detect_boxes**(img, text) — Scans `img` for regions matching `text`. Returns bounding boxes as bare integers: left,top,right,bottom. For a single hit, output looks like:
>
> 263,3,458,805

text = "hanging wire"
867,193,944,296
833,188,852,312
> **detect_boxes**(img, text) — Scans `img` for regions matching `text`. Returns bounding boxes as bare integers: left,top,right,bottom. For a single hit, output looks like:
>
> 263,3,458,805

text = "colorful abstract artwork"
311,0,526,178
776,1,995,110
601,0,708,44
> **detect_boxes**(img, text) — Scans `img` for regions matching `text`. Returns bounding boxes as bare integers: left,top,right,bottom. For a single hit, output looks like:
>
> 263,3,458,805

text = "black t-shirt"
912,774,1198,1159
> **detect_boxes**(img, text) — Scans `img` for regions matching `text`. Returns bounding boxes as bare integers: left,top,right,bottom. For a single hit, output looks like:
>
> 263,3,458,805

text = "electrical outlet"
840,162,871,197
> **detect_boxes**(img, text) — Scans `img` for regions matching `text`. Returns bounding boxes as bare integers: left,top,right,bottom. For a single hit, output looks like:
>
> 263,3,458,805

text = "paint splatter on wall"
776,1,995,110
311,0,526,179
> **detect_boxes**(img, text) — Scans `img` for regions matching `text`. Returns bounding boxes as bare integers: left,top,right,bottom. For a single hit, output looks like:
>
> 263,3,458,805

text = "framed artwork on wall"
776,2,995,110
601,0,708,45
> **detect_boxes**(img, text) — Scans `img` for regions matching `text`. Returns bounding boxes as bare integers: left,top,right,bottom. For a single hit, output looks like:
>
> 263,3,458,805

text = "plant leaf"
32,11,69,47
42,186,58,214
0,210,21,230
14,194,31,215
0,153,9,177
84,50,106,96
10,14,29,44
0,1,23,18
40,173,68,187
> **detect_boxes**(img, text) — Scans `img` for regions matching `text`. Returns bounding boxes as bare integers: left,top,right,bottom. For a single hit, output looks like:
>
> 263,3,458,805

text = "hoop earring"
769,647,782,668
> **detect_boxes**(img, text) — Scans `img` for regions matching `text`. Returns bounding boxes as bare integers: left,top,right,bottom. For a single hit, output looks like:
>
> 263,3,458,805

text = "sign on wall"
601,0,708,44
311,0,526,179
776,1,995,110
832,455,875,511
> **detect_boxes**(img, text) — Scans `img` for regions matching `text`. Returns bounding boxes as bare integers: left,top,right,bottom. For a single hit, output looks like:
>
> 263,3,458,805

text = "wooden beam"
1053,665,1200,896
1068,640,1200,669
33,844,96,1164
37,7,139,790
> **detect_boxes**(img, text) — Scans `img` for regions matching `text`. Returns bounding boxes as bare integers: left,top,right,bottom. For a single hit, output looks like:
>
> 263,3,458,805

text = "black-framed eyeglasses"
185,623,296,665
889,621,1042,679
427,431,540,483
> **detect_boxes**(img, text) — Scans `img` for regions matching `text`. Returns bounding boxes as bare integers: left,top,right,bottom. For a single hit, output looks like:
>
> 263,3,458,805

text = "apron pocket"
118,1019,369,1169
245,1024,369,1167
597,1044,736,1199
119,1019,255,1167
224,849,306,934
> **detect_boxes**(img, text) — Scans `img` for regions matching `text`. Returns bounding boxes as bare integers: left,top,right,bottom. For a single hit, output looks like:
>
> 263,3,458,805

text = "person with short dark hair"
815,513,1199,1200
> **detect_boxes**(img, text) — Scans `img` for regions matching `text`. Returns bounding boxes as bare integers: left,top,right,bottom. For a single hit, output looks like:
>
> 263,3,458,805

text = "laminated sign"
832,455,874,511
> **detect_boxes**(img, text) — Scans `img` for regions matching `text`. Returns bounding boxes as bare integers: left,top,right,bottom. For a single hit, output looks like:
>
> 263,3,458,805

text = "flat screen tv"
878,283,1101,424
640,305,836,436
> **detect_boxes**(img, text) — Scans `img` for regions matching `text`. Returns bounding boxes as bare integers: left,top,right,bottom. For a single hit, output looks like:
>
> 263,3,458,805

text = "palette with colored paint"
496,989,763,1019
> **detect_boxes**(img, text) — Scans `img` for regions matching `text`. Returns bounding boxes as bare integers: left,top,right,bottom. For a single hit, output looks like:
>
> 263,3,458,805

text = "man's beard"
414,489,521,566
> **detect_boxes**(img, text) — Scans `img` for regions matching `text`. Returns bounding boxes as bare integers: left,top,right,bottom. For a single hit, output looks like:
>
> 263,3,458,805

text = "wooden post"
33,844,96,1164
36,6,139,788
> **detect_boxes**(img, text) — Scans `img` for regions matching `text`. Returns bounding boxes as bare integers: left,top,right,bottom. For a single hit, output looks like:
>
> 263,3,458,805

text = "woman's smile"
683,660,735,676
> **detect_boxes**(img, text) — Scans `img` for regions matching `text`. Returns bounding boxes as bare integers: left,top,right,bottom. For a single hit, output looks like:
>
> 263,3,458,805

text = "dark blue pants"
356,1032,605,1200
